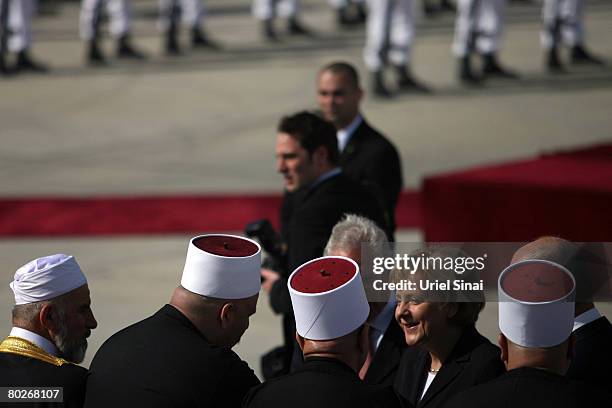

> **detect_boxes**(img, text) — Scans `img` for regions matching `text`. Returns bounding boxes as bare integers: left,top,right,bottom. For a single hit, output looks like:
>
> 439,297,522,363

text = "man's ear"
295,332,305,352
444,303,458,319
498,333,509,365
219,302,235,329
312,145,329,167
39,303,58,332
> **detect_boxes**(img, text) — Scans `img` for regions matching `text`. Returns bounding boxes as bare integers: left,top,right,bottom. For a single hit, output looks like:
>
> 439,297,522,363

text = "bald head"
515,237,605,315
170,286,258,348
511,237,578,265
297,325,369,373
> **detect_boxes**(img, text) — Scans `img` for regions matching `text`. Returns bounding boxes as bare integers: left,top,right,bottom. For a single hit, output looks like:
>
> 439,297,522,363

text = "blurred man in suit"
317,62,403,238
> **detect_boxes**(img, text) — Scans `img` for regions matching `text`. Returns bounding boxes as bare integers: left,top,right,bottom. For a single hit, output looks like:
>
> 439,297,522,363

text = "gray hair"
324,214,390,259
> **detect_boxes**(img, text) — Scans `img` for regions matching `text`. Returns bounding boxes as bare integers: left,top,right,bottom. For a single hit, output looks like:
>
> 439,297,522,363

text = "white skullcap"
289,256,369,341
181,234,261,299
10,254,87,305
498,259,576,348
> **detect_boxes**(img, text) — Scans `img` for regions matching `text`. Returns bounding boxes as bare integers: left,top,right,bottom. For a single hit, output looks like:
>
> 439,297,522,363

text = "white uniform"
2,0,36,52
158,0,205,31
540,0,585,49
452,0,507,57
252,0,299,20
79,0,132,41
363,0,413,71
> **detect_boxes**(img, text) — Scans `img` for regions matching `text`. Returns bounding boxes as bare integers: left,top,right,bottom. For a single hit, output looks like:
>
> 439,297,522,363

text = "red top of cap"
193,236,259,257
291,257,357,293
501,262,574,302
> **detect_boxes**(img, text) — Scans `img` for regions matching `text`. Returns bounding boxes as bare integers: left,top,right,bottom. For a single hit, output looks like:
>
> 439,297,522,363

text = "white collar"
336,115,363,153
9,327,58,356
573,308,602,331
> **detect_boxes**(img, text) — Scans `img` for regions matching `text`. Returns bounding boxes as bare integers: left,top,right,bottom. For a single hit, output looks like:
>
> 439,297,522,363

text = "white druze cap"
289,256,369,340
498,259,576,348
10,254,87,305
181,234,261,299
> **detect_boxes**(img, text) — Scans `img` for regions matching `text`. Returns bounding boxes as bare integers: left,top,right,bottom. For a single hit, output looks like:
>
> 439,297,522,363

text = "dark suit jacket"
340,118,403,237
0,352,86,408
445,367,611,408
270,172,387,371
394,326,505,408
365,318,406,387
243,357,401,408
84,305,260,408
567,315,612,390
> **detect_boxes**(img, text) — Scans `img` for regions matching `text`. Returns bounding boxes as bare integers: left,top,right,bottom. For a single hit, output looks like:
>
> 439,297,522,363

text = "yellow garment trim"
0,336,70,367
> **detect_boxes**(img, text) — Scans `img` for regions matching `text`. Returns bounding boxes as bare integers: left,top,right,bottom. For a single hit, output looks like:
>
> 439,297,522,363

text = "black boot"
482,53,519,79
546,47,564,73
15,50,48,73
0,53,12,76
459,55,482,85
440,0,456,12
571,44,605,65
192,27,221,50
337,6,357,27
263,19,279,42
396,65,431,93
371,70,392,98
117,34,147,60
87,38,107,66
356,3,367,22
165,24,181,56
288,18,312,36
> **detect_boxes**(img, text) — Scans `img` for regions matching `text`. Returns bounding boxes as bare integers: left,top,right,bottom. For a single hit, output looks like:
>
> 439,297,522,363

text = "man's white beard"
52,312,88,364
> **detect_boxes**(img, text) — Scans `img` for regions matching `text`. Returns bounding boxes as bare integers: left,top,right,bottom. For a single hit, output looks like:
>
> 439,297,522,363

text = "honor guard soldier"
0,254,98,407
363,0,429,97
447,259,610,408
0,0,48,74
84,234,261,408
244,256,401,408
79,0,146,65
159,0,220,56
541,0,605,72
452,0,517,83
252,0,311,42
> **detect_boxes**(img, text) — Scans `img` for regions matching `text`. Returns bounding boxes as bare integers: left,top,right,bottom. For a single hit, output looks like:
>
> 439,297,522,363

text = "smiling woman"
392,246,504,408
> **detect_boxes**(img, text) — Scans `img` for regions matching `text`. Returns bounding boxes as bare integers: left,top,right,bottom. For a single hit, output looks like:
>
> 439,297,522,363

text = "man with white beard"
0,254,98,407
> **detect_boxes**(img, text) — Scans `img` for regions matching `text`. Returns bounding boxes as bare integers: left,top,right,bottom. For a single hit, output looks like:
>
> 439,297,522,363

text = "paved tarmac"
1,0,611,378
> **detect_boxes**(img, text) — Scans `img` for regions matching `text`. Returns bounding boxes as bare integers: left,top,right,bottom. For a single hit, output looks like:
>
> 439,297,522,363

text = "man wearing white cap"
446,259,609,408
0,254,98,406
244,256,400,408
84,234,261,408
510,236,612,391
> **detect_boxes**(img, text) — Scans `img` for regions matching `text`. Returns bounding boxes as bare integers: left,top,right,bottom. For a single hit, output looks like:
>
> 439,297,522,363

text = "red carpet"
423,143,612,242
0,191,422,237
